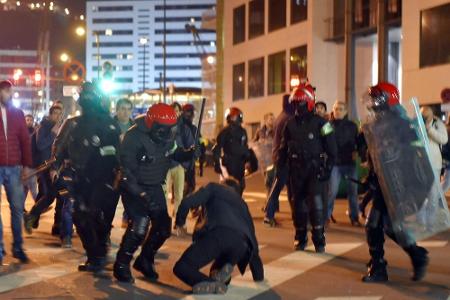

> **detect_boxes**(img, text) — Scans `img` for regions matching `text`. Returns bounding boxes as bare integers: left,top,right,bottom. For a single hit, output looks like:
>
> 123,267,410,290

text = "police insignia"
321,122,334,136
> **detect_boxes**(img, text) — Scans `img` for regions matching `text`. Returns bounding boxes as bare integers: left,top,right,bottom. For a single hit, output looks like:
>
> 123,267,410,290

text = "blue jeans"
60,196,73,239
327,165,359,221
265,166,288,219
23,173,38,203
0,166,25,257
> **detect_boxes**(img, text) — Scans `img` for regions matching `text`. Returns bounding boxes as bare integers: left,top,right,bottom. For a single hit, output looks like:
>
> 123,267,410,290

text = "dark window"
98,6,133,12
290,45,307,87
249,0,265,39
138,27,150,30
93,30,133,36
138,21,150,24
93,18,133,24
268,51,286,95
115,89,133,95
155,29,215,34
385,0,402,22
92,65,133,71
269,0,286,32
352,0,377,30
115,77,133,83
332,0,345,38
155,65,201,70
248,57,264,98
233,63,245,101
155,5,215,10
420,3,450,68
154,41,211,46
155,17,202,22
154,53,202,58
95,42,133,47
153,77,202,82
233,5,246,44
291,0,307,24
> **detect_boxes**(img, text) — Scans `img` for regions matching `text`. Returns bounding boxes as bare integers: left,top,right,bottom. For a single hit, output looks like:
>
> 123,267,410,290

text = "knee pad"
130,217,150,241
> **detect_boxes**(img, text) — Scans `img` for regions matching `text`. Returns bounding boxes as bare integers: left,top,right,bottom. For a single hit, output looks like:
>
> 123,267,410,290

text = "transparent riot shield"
249,140,273,174
360,97,450,245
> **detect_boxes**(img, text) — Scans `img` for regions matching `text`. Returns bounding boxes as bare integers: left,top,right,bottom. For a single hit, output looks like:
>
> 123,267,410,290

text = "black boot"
78,257,107,273
113,251,135,283
294,229,308,251
312,227,326,253
133,255,159,281
362,258,388,282
405,245,429,281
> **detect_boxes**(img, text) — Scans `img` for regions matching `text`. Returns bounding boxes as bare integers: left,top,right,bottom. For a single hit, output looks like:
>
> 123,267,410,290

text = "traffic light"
101,61,115,94
13,69,22,82
34,70,42,85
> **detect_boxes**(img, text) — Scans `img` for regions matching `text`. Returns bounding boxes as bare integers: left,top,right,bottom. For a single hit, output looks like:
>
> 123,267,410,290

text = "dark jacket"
175,182,264,281
331,116,359,166
35,117,57,165
213,123,249,166
254,125,274,142
0,104,32,167
272,95,294,163
278,112,337,172
120,115,192,197
171,117,199,169
53,112,120,183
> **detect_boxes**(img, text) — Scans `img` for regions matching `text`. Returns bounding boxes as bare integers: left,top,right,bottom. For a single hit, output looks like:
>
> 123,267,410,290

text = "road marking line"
243,191,288,202
183,242,362,300
0,259,80,293
316,297,382,300
418,241,448,248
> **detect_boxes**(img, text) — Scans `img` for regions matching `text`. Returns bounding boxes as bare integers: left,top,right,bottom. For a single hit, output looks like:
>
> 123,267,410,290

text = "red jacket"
0,104,32,167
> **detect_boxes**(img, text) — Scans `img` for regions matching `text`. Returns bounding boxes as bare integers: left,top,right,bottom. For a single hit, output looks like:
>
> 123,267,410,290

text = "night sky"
0,0,86,65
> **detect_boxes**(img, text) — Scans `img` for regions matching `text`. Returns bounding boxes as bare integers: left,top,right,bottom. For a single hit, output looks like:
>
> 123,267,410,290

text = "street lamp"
75,26,85,37
60,53,70,62
140,37,149,91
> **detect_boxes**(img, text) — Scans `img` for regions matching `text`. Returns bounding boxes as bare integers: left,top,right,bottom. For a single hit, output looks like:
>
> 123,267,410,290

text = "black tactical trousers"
116,185,172,266
223,158,246,195
173,227,248,287
72,179,119,260
289,165,326,247
366,196,418,261
30,171,62,228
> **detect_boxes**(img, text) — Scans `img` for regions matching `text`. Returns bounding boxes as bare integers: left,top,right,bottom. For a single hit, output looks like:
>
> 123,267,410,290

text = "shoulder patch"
321,122,334,136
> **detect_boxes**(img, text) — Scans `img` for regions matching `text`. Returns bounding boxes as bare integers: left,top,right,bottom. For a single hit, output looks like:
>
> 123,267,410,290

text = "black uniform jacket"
176,182,264,281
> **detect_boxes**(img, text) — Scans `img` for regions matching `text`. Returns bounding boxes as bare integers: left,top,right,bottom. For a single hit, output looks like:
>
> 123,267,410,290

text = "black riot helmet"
78,81,109,115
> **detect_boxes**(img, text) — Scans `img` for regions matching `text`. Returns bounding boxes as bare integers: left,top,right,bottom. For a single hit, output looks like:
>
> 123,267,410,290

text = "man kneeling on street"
173,178,264,295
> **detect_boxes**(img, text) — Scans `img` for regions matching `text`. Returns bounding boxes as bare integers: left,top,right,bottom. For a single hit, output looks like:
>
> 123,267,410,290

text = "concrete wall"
402,0,450,104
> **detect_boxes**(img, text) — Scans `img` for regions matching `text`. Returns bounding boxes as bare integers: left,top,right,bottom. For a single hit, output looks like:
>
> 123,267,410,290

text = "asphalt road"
0,167,449,300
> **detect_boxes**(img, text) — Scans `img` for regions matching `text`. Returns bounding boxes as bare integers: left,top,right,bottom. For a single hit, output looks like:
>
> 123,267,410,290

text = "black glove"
172,146,195,163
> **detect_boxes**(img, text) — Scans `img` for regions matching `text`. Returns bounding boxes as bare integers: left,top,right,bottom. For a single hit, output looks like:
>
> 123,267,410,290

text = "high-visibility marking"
183,243,362,300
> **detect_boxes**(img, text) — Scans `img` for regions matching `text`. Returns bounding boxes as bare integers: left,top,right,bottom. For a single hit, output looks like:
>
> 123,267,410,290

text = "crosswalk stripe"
0,259,80,293
418,241,448,248
315,297,382,300
183,242,362,300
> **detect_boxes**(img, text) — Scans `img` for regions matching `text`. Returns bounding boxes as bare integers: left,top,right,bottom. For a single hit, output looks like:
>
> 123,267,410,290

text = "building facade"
222,0,449,135
0,49,50,116
85,0,216,96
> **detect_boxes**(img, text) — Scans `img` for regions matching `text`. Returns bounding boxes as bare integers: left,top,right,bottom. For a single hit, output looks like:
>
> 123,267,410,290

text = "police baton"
188,98,206,171
22,157,57,180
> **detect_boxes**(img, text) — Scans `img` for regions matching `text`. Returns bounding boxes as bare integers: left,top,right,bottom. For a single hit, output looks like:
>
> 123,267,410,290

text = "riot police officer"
277,83,337,253
113,103,194,283
361,82,430,282
52,82,121,272
180,103,199,196
213,107,252,194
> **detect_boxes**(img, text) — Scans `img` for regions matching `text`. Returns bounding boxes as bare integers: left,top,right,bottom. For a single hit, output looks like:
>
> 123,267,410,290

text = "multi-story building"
85,0,216,97
0,49,50,117
221,0,450,136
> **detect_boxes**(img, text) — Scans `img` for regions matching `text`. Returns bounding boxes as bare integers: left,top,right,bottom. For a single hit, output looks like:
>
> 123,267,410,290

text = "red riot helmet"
290,83,316,113
226,107,243,124
368,82,400,108
182,103,195,113
145,103,178,143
